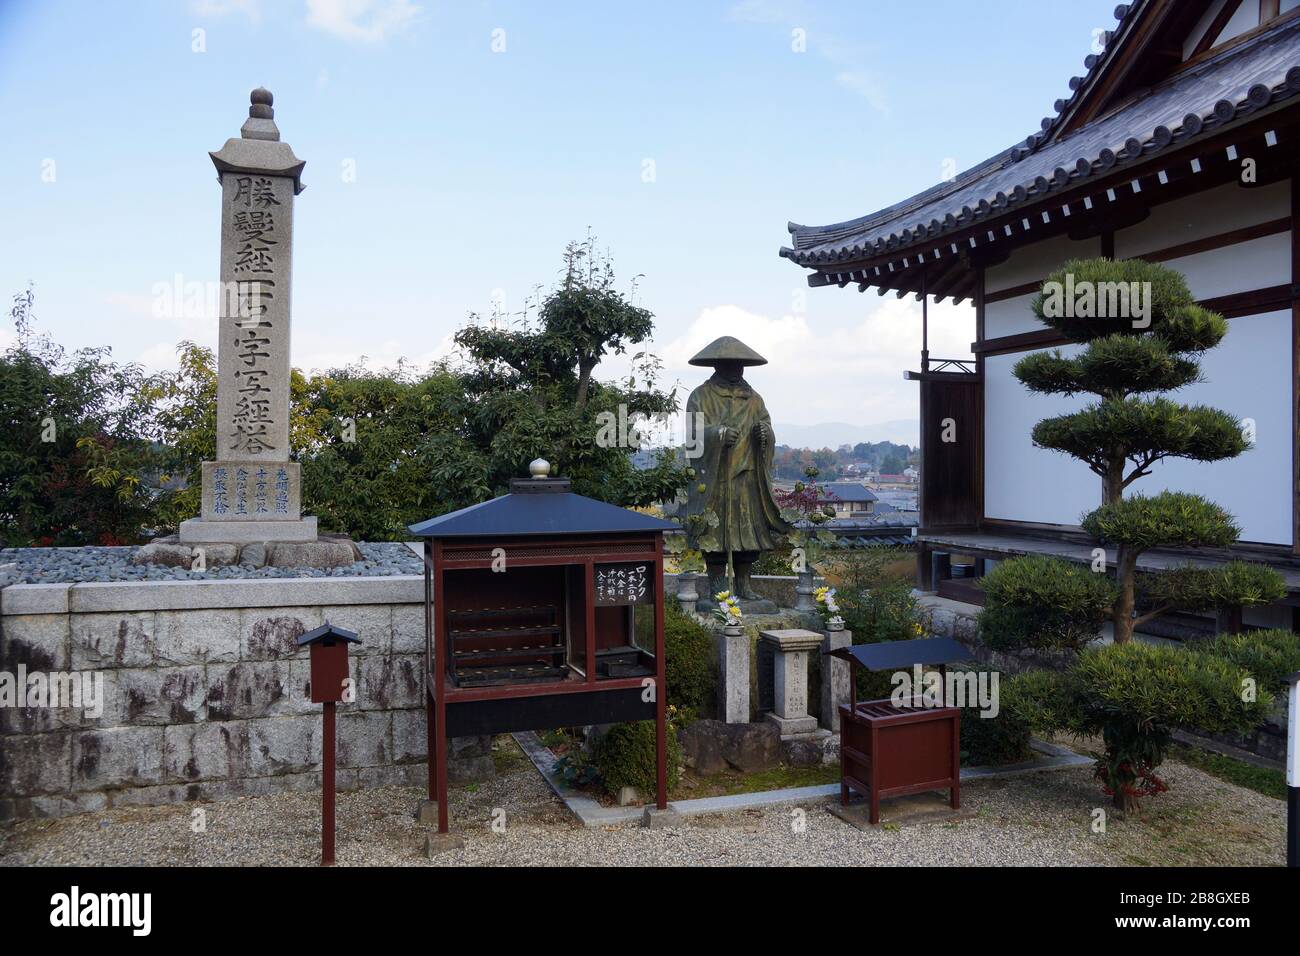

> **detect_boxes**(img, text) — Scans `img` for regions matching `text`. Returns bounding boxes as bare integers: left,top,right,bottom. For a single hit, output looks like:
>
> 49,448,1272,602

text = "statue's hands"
753,421,770,447
719,426,738,448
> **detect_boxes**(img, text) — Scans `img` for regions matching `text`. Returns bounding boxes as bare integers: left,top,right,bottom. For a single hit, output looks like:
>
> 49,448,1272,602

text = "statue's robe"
684,374,790,554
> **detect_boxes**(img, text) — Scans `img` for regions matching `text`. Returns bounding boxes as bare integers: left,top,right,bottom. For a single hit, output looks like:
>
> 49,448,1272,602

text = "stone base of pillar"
141,525,361,570
178,516,318,543
764,713,819,736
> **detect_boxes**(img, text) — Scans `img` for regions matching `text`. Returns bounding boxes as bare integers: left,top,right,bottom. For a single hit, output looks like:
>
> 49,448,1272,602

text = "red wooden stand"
839,699,960,824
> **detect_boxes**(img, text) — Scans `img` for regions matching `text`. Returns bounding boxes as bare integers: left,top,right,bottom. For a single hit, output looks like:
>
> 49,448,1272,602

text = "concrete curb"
514,731,1093,829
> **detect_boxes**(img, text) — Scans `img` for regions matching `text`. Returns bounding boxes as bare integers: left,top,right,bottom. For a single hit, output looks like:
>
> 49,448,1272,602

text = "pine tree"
1010,257,1281,643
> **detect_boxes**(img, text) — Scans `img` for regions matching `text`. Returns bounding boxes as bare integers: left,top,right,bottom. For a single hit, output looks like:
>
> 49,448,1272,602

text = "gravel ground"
0,542,422,584
0,739,1286,867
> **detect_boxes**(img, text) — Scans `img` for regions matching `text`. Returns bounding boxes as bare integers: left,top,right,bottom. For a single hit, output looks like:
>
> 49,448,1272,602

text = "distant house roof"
796,514,918,548
408,478,678,539
818,482,878,504
779,2,1300,300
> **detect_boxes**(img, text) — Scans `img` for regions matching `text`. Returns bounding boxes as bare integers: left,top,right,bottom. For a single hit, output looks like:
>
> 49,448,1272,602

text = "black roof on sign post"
830,636,971,672
407,477,679,539
297,621,362,647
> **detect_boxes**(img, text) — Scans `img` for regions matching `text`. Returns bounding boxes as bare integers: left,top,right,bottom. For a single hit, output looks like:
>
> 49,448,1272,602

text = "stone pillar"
820,626,851,732
717,624,750,724
676,571,700,616
180,88,315,546
759,628,822,737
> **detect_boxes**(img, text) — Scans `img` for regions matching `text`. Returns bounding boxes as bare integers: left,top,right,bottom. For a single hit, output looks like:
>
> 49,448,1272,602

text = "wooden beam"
1191,0,1246,60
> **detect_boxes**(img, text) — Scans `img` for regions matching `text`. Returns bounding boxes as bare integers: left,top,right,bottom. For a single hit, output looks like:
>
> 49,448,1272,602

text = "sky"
0,0,1120,446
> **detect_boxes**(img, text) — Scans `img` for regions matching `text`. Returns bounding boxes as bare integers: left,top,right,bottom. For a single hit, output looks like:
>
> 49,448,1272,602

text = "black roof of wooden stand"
830,636,970,672
297,622,361,646
407,477,678,539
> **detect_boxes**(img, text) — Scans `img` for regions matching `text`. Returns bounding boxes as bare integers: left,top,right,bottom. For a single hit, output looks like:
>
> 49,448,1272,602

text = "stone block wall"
0,575,491,820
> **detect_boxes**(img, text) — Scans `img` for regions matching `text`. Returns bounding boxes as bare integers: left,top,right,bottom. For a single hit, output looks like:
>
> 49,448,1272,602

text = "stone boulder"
781,737,826,768
265,540,357,569
130,543,193,568
722,722,782,772
677,719,729,775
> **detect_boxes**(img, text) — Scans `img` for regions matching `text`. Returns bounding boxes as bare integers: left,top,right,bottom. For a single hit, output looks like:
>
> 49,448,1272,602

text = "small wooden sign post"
1287,669,1299,868
297,621,361,866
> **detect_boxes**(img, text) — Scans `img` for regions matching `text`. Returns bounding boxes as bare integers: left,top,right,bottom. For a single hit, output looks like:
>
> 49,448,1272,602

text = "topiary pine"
1007,258,1280,644
1019,258,1246,503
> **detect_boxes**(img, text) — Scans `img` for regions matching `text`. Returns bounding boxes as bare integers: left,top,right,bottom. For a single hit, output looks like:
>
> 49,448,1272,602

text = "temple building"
780,0,1300,632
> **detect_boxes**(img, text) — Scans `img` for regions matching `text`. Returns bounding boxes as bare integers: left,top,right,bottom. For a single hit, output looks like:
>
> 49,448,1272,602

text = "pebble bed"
0,542,423,585
0,739,1285,867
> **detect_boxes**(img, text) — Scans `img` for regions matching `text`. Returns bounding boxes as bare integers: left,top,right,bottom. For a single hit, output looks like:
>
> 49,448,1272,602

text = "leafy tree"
1000,258,1282,643
447,236,687,508
145,239,689,538
978,555,1117,652
0,287,160,545
1014,640,1289,812
879,453,906,475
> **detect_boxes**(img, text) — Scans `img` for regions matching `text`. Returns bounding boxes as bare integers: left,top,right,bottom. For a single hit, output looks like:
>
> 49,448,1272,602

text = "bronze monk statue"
683,336,791,612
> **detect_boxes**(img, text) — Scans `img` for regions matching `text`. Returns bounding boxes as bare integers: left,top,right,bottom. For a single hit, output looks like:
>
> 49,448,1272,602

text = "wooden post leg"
655,687,668,810
950,711,961,810
435,700,449,834
425,693,435,801
322,701,336,865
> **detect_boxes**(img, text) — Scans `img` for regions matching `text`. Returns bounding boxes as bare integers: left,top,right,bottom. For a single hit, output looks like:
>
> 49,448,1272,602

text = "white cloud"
644,298,972,435
305,0,421,43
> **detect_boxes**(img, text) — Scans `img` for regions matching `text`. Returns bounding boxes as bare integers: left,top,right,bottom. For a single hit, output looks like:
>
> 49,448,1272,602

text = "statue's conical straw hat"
688,336,768,367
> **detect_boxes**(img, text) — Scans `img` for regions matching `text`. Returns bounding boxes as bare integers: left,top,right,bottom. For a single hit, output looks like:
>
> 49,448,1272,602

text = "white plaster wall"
984,292,1040,339
1159,232,1290,299
984,234,1099,295
1115,181,1288,259
984,311,1293,544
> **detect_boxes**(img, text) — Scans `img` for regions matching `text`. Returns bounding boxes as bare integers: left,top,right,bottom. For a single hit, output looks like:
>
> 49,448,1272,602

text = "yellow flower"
715,590,731,601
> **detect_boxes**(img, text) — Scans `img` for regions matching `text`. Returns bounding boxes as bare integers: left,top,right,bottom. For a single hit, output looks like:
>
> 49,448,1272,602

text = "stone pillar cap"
210,87,306,194
758,628,824,651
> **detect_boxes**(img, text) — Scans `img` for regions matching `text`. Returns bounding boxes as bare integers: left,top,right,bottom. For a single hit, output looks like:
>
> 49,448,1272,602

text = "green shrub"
663,602,716,718
978,555,1116,652
1049,642,1271,811
840,577,921,646
959,670,1033,766
593,719,682,796
1197,629,1300,692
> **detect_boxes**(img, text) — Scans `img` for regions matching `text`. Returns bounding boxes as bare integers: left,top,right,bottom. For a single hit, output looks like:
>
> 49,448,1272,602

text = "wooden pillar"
917,541,933,591
322,700,336,865
655,536,668,810
424,540,435,802
432,540,449,834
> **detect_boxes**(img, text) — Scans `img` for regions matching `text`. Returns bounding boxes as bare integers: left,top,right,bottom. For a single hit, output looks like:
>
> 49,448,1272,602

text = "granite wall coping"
1,575,426,616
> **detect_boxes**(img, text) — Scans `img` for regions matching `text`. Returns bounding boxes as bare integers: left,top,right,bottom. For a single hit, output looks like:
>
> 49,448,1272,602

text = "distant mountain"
774,419,919,449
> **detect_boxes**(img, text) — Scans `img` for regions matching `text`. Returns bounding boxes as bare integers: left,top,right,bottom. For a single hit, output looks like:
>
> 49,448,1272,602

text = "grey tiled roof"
781,13,1300,268
818,482,878,503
